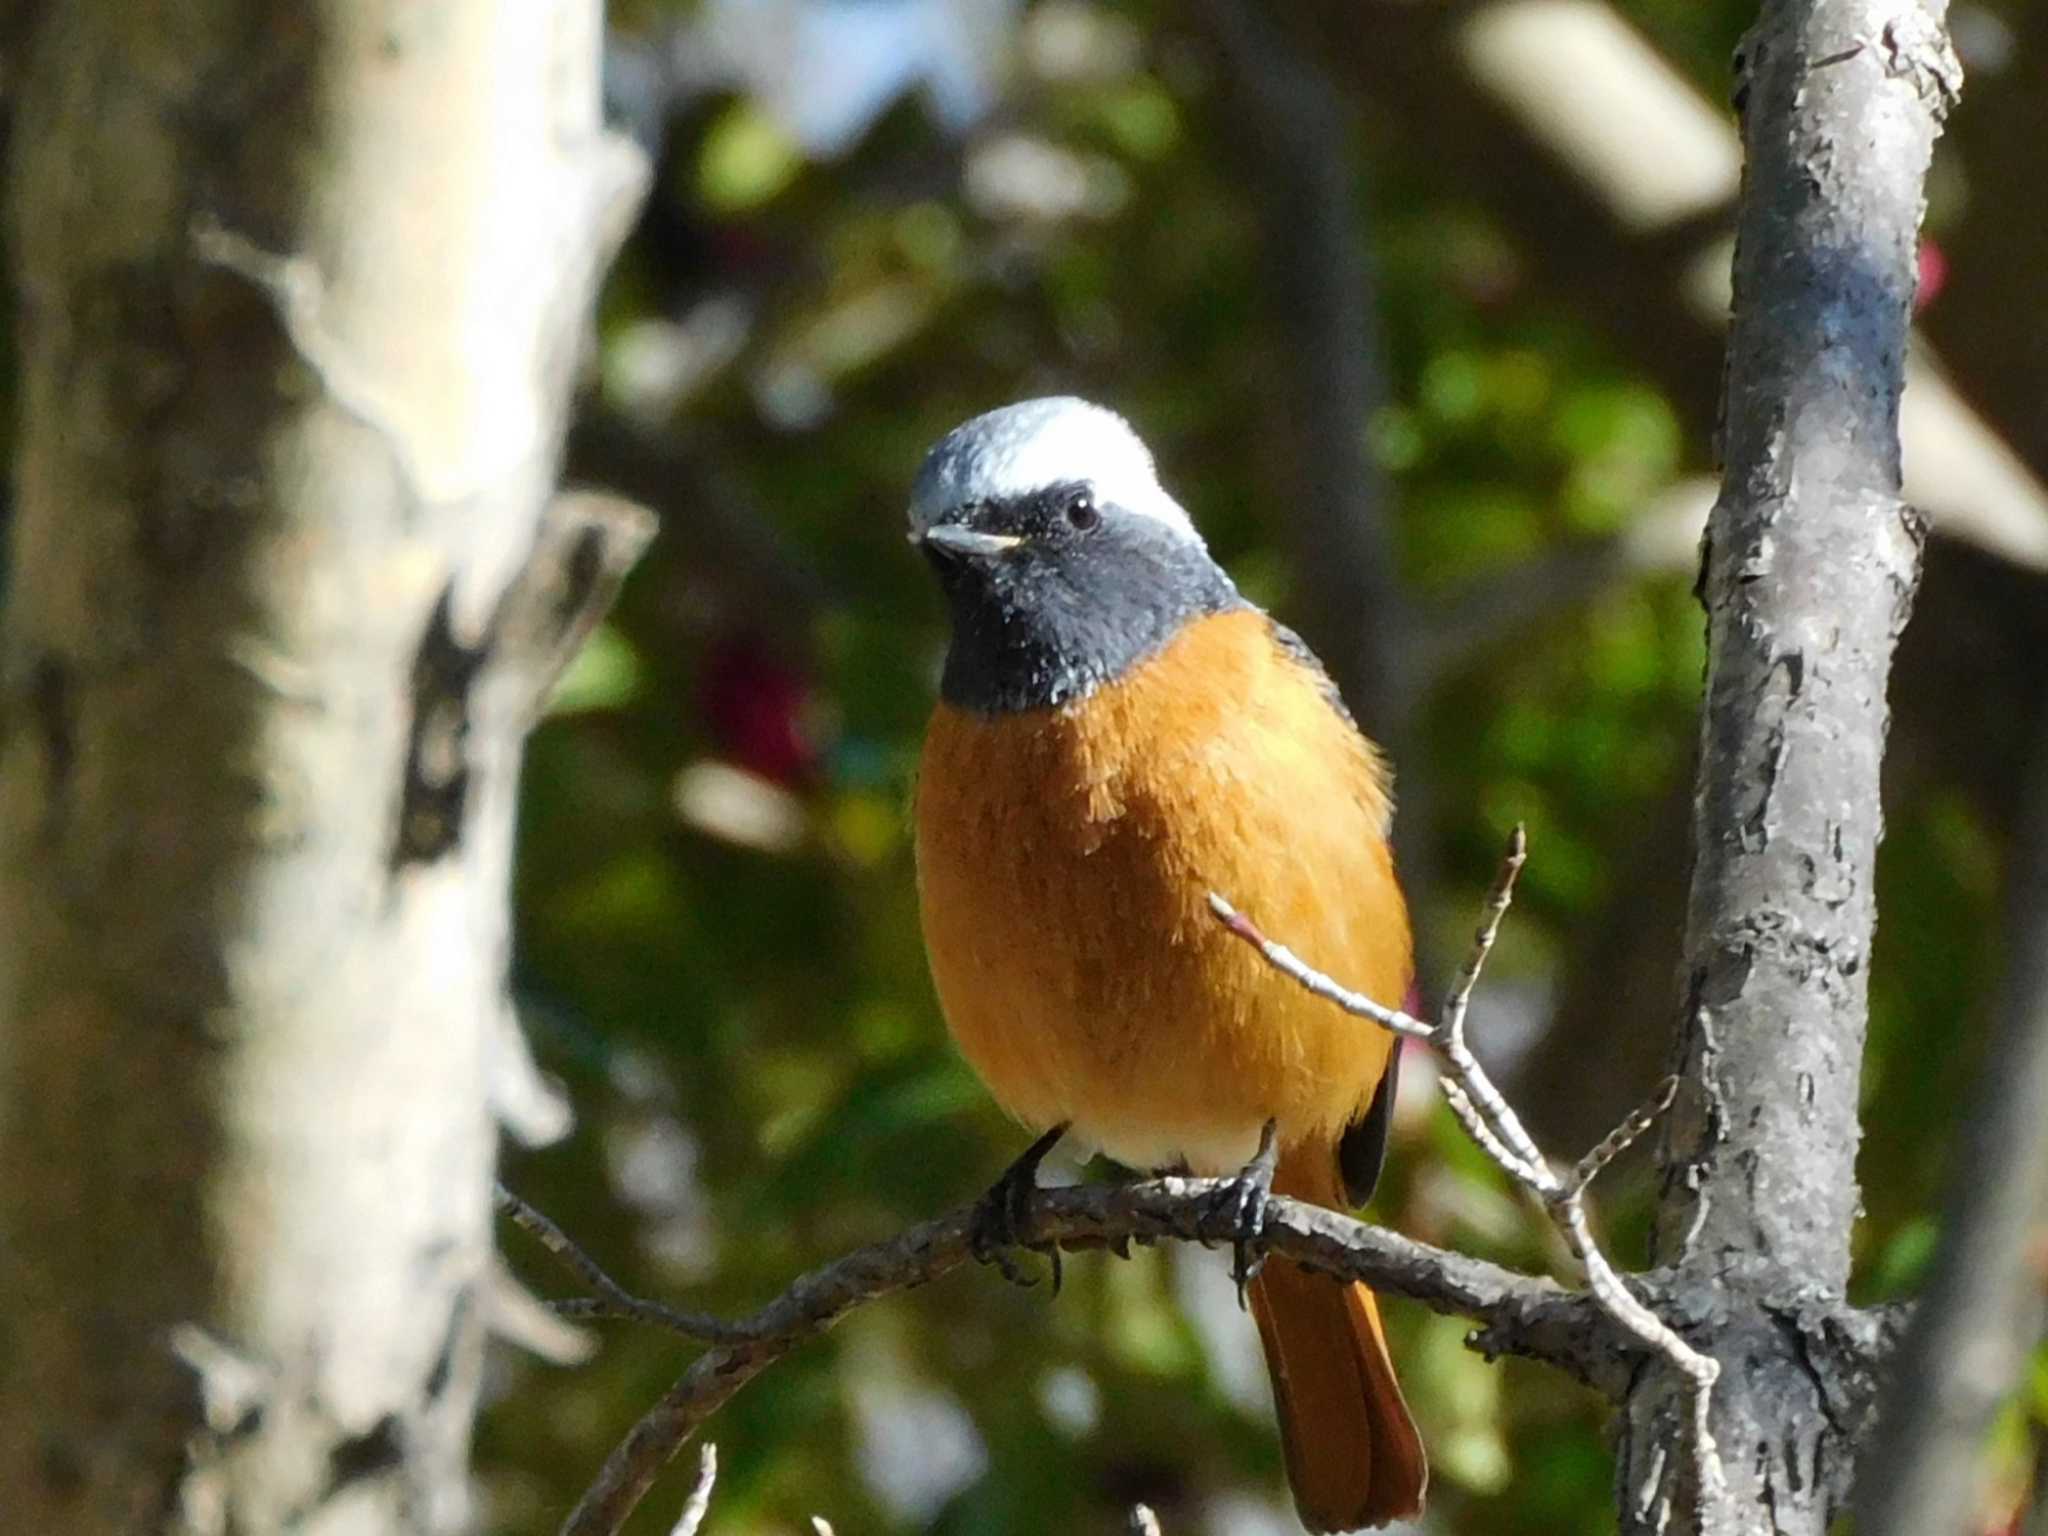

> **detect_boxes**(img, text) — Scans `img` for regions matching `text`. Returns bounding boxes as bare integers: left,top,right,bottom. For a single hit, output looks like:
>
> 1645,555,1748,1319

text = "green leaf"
543,624,645,716
698,99,803,213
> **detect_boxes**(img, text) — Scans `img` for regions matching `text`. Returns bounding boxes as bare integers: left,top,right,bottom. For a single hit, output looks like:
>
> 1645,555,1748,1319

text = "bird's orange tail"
1248,1152,1426,1531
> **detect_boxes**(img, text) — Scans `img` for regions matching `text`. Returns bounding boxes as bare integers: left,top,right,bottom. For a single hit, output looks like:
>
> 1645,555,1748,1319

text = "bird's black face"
919,479,1243,714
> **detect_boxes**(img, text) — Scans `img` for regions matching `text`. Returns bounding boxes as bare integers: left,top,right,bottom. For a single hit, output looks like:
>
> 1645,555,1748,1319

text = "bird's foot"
1209,1119,1280,1308
970,1123,1069,1293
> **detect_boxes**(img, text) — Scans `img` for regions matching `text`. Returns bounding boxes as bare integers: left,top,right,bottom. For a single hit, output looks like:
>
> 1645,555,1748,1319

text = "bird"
908,397,1427,1531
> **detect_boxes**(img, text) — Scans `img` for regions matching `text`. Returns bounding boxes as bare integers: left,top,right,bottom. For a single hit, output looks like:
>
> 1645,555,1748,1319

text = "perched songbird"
909,398,1427,1530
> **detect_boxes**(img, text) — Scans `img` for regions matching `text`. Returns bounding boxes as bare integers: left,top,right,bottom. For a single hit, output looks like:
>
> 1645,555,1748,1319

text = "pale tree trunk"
1618,2,1959,1533
0,5,648,1533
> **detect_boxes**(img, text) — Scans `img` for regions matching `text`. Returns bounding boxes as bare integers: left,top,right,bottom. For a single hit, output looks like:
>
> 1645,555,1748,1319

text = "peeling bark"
1620,2,1959,1533
0,5,648,1533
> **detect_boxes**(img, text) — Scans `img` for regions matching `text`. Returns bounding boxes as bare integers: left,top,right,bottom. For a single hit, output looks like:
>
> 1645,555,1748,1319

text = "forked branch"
505,1168,1609,1536
507,829,1711,1535
1210,824,1724,1497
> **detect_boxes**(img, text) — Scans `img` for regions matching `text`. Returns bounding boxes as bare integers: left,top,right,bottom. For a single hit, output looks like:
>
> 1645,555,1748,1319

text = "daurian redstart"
910,398,1426,1530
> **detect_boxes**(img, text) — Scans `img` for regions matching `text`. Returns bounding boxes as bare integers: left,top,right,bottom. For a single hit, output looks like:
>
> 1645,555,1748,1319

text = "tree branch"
495,1186,753,1344
1213,828,1724,1497
0,4,646,1524
522,1177,1602,1536
1662,1,1954,1285
506,1176,1593,1357
669,1443,717,1536
484,488,659,726
502,1168,1614,1536
1624,2,1960,1531
506,833,1738,1536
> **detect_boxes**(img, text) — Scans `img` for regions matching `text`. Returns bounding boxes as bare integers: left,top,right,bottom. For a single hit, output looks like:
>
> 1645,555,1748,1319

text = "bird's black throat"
926,492,1244,715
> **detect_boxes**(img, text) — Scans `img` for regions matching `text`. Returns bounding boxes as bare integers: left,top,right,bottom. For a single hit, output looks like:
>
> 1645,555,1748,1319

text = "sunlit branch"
504,1162,1615,1536
508,831,1731,1536
668,1444,716,1536
1211,826,1725,1498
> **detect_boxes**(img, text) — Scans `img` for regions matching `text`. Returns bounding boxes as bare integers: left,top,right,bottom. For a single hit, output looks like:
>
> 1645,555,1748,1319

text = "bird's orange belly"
914,646,1407,1174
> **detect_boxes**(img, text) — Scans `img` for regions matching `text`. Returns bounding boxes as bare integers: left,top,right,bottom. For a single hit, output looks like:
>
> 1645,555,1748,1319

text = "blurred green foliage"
480,3,2045,1533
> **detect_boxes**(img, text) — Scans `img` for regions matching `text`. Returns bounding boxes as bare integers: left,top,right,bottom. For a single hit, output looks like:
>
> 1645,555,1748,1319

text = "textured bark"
1618,2,1958,1533
0,5,647,1534
1301,0,2047,574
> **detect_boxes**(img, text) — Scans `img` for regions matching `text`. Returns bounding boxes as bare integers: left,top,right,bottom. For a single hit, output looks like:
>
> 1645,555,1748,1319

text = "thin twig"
494,1184,754,1344
1439,1079,1547,1187
1212,826,1725,1499
528,830,1720,1536
511,1177,1595,1354
1440,822,1527,1043
484,1255,598,1365
1206,899,1433,1041
1572,1077,1680,1196
669,1444,716,1536
517,1168,1611,1536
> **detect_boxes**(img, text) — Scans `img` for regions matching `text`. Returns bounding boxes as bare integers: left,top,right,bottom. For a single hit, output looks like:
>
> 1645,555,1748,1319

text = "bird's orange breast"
914,608,1411,1174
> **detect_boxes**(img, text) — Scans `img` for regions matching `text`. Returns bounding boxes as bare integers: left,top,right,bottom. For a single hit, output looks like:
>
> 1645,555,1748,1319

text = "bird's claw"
969,1124,1068,1293
1210,1119,1280,1309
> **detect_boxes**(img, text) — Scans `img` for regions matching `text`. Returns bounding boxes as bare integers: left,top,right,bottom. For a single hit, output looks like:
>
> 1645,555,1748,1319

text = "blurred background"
476,1,2048,1531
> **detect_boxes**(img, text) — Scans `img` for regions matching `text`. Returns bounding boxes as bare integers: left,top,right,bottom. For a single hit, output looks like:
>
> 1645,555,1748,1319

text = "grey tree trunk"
0,5,648,1532
1618,2,1959,1533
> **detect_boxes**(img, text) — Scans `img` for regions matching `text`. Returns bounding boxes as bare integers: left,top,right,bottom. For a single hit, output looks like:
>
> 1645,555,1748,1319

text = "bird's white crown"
908,397,1201,543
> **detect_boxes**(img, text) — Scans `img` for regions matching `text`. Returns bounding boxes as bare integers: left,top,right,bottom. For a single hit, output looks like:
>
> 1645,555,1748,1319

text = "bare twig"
1211,827,1725,1498
486,489,659,727
1438,1077,1545,1187
1441,824,1528,1041
484,1255,597,1366
1572,1078,1681,1196
494,1185,753,1344
669,1444,717,1536
511,1164,1613,1536
522,833,1733,1536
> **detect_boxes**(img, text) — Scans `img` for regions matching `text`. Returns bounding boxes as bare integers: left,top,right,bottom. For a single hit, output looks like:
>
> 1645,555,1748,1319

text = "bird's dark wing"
1269,615,1402,1208
1337,1042,1400,1207
1266,620,1361,735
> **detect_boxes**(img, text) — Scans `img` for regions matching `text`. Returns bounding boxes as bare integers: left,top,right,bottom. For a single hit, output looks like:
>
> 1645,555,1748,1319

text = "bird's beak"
918,525,1025,559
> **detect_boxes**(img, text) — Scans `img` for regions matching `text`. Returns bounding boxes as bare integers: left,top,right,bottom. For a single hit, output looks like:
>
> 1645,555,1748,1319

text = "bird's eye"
1065,492,1100,531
